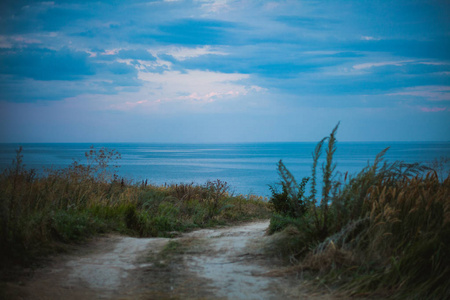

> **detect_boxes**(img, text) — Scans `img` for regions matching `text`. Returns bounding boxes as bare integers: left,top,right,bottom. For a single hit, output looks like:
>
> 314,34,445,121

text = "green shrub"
268,168,309,218
49,210,105,242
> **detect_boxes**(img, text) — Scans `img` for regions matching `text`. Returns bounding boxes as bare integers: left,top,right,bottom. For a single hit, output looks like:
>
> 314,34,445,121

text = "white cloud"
86,51,97,57
418,61,450,66
0,36,12,48
302,51,340,55
248,85,267,93
102,48,121,56
138,69,250,104
419,107,448,112
12,36,42,45
108,99,150,111
353,60,414,70
61,68,259,114
360,36,381,41
177,91,241,103
0,35,42,48
197,0,232,13
160,46,228,61
387,86,450,101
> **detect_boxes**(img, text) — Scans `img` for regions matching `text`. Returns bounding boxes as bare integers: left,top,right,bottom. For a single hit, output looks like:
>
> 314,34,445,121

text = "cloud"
102,49,120,56
0,53,142,102
353,60,413,70
0,76,105,102
177,90,243,103
166,43,348,78
0,47,94,81
344,39,450,61
275,15,338,30
0,36,12,48
106,61,137,75
198,0,233,14
0,35,43,48
108,99,150,111
360,36,381,41
48,67,260,116
37,4,95,31
388,86,450,101
118,49,156,60
150,19,237,45
419,107,448,113
163,45,227,61
137,69,251,104
1,0,450,142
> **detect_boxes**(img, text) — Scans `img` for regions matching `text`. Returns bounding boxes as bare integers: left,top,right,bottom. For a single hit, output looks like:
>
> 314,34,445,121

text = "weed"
0,146,269,270
268,123,449,299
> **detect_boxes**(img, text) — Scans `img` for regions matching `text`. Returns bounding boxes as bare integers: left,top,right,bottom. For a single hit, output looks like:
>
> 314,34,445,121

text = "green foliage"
49,210,106,242
269,164,309,218
0,146,270,269
268,123,450,299
269,123,340,237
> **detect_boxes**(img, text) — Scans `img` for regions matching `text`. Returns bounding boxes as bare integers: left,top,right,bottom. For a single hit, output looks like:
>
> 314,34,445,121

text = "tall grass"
0,146,269,270
268,124,449,299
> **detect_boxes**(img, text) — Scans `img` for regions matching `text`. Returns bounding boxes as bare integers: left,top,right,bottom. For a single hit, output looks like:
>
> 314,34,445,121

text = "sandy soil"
3,221,336,299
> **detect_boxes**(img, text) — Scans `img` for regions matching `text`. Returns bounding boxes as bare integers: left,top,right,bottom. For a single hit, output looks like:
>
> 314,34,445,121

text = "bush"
0,145,270,269
268,123,449,299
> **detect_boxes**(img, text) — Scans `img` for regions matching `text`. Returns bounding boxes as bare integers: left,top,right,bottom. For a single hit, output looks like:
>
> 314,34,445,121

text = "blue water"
0,142,449,197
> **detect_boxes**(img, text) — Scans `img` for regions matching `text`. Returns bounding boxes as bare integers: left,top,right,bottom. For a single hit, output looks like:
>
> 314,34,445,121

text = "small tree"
84,145,121,183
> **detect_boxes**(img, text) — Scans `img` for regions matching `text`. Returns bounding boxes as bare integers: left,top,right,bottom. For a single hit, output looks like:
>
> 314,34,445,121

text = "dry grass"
0,146,270,272
268,125,449,299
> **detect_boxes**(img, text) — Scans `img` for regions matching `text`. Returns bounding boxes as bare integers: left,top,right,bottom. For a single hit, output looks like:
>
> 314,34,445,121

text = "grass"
3,138,448,299
0,146,270,273
267,124,450,299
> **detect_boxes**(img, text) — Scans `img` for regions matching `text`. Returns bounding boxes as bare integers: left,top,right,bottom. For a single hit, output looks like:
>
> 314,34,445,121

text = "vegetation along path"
4,221,335,300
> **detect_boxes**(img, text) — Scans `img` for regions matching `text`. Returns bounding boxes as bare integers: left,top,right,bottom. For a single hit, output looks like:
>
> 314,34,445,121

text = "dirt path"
4,221,335,299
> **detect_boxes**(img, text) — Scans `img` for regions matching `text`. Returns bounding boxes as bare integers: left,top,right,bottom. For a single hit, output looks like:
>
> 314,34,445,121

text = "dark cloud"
72,29,97,38
141,19,237,46
0,47,94,80
340,39,450,61
275,15,339,30
106,61,137,75
0,75,94,102
118,49,156,60
168,46,354,77
0,47,143,102
0,0,449,109
38,6,94,31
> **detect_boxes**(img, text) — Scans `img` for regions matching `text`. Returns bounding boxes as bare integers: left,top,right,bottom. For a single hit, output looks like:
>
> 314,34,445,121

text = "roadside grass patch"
0,146,270,272
268,123,450,299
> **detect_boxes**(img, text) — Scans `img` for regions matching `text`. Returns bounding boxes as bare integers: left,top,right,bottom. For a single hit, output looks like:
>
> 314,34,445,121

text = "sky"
0,0,449,143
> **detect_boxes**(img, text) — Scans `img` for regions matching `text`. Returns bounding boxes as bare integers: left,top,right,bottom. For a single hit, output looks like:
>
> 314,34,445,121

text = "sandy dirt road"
3,221,335,299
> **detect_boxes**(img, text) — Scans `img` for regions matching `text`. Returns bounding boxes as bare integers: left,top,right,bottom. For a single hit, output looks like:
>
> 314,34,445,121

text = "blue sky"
0,0,449,143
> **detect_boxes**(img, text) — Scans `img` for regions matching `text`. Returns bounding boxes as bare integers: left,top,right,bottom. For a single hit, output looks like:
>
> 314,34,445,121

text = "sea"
0,142,449,197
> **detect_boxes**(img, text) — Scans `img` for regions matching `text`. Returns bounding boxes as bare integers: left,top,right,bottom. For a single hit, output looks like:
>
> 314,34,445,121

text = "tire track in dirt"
4,221,336,299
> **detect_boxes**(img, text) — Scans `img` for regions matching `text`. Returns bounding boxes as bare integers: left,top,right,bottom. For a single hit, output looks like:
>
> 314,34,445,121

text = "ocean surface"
0,142,449,197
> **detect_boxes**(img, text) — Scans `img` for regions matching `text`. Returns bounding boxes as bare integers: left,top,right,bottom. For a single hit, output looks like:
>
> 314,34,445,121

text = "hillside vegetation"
0,146,269,270
268,123,449,299
1,134,448,299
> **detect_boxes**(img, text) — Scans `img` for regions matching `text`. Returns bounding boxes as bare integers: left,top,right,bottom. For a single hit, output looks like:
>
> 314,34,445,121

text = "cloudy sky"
0,0,449,143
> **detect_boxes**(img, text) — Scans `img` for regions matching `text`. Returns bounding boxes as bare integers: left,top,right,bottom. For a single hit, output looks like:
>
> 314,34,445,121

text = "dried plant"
268,123,449,299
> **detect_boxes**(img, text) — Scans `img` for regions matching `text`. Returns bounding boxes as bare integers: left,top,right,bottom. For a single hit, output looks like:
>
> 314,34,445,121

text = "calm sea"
0,142,449,197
